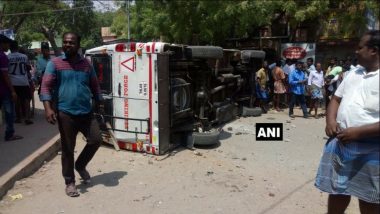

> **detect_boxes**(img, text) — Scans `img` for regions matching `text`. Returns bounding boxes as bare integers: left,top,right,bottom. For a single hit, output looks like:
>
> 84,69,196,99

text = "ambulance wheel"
241,106,262,117
171,78,191,112
241,50,266,59
190,129,220,146
188,46,223,59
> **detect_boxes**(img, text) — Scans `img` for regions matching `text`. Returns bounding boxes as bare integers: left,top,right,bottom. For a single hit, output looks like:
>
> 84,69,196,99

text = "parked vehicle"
85,42,265,155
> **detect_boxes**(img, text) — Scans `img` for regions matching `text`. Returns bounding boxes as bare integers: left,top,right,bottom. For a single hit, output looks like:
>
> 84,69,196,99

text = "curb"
0,134,61,199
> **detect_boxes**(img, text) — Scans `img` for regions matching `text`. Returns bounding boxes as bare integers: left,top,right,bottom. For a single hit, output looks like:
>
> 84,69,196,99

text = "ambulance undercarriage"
86,42,264,155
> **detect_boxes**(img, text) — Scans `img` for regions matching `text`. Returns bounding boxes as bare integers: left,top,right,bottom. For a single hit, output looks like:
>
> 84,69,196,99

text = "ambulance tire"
171,78,191,112
188,46,223,59
191,129,220,146
241,50,266,59
241,106,262,117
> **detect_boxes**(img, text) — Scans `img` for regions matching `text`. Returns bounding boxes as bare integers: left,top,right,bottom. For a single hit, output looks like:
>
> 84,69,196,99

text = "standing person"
282,58,295,105
315,30,380,213
343,56,356,77
40,32,103,197
324,57,337,108
302,62,312,108
307,62,324,118
306,57,316,72
271,61,286,111
288,61,308,118
256,61,269,113
36,42,51,94
8,41,33,125
0,35,23,141
325,57,337,76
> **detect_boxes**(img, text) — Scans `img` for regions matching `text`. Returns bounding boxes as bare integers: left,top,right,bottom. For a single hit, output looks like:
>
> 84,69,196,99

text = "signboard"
280,43,315,62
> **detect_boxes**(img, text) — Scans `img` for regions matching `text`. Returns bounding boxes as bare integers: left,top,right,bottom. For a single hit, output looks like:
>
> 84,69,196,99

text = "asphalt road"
0,108,360,214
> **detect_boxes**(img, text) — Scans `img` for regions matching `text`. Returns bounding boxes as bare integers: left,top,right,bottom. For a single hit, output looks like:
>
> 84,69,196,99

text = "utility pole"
126,0,130,41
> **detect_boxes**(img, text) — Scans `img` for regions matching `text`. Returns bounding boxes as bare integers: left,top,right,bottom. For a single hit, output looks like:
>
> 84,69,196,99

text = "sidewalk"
0,93,60,199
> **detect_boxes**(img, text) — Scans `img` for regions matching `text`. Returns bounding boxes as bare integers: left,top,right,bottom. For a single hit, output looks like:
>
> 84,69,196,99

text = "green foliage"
1,0,379,50
0,0,114,52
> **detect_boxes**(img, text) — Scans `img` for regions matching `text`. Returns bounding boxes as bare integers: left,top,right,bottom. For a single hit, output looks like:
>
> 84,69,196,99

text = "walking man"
315,30,380,213
0,35,23,141
288,61,308,118
40,32,103,197
256,61,269,113
36,42,51,94
307,62,324,118
8,41,33,125
271,61,286,111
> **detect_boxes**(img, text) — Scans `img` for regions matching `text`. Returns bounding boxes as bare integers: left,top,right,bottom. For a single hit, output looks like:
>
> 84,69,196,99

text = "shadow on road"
77,171,128,193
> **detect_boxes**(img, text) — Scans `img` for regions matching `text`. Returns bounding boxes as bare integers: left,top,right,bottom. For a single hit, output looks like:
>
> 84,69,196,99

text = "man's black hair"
10,40,18,51
63,32,81,46
0,34,13,44
306,57,313,63
364,30,380,53
41,42,49,50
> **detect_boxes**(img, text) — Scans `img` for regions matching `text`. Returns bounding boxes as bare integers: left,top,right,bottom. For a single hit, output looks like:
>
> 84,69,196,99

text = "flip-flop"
5,135,23,141
65,183,79,197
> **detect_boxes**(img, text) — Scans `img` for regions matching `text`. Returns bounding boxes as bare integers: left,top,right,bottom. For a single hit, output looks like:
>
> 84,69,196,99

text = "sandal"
5,135,23,141
65,183,79,197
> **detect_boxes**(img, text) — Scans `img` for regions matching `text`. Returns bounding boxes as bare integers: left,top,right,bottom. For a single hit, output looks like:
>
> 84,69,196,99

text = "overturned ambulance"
85,42,265,155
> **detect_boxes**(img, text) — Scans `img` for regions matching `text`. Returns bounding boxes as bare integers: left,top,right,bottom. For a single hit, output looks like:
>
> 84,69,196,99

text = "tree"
0,0,111,54
110,0,379,45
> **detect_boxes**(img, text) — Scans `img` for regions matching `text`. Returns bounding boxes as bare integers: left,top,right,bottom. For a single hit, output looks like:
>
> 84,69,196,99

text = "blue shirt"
39,54,102,115
288,69,306,95
36,55,50,80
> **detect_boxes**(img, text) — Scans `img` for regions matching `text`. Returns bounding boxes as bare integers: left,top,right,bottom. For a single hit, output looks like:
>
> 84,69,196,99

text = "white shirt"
344,65,357,77
308,64,316,72
335,68,379,129
8,52,30,86
308,69,324,88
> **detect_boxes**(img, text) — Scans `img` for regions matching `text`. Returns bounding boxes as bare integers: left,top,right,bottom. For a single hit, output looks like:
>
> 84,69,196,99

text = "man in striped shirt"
40,32,103,197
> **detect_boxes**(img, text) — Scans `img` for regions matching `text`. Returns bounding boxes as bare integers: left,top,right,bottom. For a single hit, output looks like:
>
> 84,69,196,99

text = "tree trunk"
41,26,61,56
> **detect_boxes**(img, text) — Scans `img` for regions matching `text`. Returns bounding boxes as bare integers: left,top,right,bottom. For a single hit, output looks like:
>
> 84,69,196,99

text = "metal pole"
126,0,130,41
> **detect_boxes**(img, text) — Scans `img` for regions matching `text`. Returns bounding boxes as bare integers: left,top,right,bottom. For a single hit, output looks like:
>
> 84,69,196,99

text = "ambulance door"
112,52,150,141
91,54,113,124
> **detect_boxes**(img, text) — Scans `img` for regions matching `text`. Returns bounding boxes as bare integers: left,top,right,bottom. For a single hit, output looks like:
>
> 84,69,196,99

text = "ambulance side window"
91,55,112,94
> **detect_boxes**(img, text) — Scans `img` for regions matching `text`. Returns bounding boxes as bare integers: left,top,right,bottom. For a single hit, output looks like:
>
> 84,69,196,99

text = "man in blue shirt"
288,61,308,118
40,32,103,197
36,42,50,94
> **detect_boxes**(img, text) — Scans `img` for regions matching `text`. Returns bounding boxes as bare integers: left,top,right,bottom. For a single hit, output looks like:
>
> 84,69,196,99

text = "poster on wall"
280,43,316,63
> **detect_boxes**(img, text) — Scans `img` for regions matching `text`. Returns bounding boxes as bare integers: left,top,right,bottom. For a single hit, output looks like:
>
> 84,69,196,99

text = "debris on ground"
9,194,23,201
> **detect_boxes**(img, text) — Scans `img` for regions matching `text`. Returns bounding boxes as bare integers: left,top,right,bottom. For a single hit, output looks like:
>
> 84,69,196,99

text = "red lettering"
124,75,129,129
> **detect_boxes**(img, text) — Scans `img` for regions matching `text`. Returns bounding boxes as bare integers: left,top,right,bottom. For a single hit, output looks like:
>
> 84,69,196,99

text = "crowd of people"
1,32,103,197
254,55,359,119
0,35,51,141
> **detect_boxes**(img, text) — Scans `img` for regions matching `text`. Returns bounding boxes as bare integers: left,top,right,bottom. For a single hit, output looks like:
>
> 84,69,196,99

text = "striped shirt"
39,54,102,115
